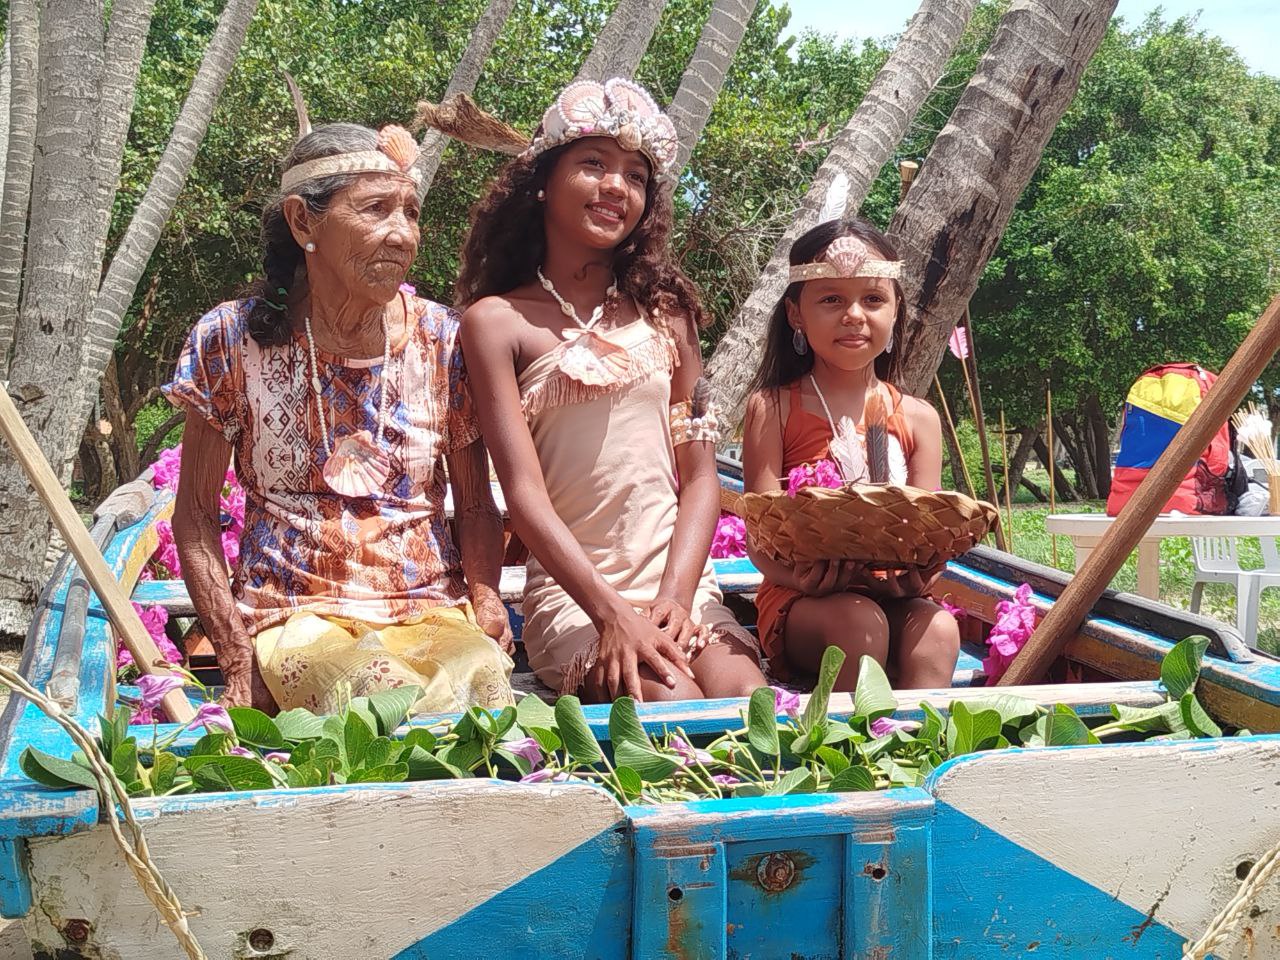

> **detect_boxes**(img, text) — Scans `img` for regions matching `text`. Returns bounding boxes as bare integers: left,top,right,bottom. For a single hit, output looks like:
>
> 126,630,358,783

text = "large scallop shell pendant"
322,430,391,497
557,329,631,386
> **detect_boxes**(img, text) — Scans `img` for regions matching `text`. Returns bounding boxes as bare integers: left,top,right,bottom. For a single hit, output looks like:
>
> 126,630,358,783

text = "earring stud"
304,242,316,253
536,189,545,201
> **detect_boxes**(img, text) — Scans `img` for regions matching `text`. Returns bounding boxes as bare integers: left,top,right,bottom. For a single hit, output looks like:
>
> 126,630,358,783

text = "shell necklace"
537,266,618,337
304,312,395,498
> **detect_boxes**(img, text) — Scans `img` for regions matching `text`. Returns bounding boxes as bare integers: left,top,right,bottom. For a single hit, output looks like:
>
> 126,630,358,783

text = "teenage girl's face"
787,274,898,372
543,137,650,250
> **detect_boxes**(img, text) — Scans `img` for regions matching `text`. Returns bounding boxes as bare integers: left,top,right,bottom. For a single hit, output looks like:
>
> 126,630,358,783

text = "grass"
991,467,1280,654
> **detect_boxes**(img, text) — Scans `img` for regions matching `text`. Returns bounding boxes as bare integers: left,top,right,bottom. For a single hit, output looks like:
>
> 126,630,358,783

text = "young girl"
742,219,960,691
447,78,766,702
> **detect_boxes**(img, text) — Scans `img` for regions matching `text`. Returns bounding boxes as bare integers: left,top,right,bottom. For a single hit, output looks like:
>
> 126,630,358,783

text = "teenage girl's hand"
591,608,697,701
639,597,704,656
848,563,946,601
793,559,860,596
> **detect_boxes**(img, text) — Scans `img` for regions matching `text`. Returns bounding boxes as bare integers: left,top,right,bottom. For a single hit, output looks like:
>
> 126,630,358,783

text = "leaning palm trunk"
75,0,260,436
0,0,107,634
668,0,758,172
0,38,11,201
0,0,40,366
889,0,1118,397
414,0,518,201
707,0,979,425
574,0,668,82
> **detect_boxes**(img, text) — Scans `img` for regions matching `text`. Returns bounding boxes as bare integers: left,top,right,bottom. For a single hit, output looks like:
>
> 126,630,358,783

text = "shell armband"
670,399,722,445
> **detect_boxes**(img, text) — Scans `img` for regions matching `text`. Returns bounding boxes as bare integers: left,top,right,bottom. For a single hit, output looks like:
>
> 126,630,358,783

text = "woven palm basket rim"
720,483,1000,567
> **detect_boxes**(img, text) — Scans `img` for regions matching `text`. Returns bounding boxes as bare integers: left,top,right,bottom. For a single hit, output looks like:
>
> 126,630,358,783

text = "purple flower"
711,514,748,559
505,737,544,768
191,702,234,733
982,583,1037,683
870,716,919,738
264,752,290,764
228,746,254,758
519,768,570,784
711,774,740,786
786,458,844,497
135,673,184,711
772,686,801,718
670,736,713,767
939,598,966,621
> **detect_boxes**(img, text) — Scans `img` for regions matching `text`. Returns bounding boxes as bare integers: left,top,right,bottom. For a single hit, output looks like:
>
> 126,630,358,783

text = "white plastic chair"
1189,536,1280,643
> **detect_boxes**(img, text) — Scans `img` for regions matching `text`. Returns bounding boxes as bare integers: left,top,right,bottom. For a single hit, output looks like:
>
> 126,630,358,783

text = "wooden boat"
2,467,1280,959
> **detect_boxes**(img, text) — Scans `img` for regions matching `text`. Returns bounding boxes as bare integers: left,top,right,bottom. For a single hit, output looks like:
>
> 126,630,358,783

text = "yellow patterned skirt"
254,603,515,716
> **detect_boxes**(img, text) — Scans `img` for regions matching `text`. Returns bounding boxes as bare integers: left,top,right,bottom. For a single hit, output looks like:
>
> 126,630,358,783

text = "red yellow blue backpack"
1105,363,1231,516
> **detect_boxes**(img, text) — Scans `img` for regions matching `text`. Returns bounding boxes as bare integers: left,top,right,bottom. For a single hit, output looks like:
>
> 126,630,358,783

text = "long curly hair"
746,218,905,396
244,123,377,346
455,145,707,330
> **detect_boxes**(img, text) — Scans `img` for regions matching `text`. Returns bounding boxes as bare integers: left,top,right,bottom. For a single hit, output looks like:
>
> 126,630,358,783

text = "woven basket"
721,485,1000,568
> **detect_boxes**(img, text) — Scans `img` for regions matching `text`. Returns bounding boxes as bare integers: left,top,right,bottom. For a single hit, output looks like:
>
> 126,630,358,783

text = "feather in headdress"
829,415,866,484
865,391,890,484
413,93,529,155
819,170,849,224
283,71,312,141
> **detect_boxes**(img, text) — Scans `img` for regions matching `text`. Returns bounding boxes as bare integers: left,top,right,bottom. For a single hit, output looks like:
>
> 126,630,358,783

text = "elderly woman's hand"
475,596,515,655
218,639,276,712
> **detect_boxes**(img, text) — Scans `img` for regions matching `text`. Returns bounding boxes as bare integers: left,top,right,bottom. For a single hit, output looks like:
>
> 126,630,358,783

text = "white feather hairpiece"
818,171,849,224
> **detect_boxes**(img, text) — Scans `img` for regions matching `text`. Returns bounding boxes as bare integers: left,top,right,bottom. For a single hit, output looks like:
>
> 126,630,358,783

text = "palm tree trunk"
0,37,11,201
76,0,259,434
668,0,758,172
0,0,40,369
889,0,1119,397
87,0,161,275
414,0,518,201
0,0,106,635
574,0,667,83
707,0,979,423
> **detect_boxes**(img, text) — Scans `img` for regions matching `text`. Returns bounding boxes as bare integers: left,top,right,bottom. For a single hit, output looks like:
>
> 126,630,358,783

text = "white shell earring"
536,189,546,201
884,333,894,354
305,242,316,253
792,328,808,355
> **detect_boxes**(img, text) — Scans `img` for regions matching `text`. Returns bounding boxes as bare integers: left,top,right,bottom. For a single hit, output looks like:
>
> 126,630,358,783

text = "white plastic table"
1044,513,1280,599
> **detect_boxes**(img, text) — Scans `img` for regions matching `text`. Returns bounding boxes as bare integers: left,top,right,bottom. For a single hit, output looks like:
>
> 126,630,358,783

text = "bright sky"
783,1,1280,77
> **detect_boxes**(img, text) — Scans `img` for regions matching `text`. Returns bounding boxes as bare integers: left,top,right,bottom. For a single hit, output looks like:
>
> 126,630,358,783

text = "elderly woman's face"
309,175,421,302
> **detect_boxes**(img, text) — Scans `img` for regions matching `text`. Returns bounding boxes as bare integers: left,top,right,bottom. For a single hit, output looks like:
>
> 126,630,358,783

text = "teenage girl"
741,218,960,691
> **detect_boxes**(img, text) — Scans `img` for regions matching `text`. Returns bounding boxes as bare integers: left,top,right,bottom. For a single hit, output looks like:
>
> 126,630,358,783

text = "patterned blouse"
163,294,479,634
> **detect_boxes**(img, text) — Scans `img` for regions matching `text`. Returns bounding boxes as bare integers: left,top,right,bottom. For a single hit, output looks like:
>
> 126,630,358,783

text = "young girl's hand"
848,563,946,601
794,559,861,596
591,608,697,700
640,597,701,654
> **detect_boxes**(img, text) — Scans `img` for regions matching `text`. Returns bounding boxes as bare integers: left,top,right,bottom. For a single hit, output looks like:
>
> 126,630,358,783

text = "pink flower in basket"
786,458,843,497
982,583,1037,683
711,513,747,559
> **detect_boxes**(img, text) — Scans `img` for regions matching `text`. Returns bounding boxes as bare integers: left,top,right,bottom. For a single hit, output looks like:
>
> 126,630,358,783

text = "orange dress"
753,380,916,675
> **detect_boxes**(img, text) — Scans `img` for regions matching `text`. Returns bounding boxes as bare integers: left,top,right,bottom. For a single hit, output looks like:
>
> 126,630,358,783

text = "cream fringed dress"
517,310,758,694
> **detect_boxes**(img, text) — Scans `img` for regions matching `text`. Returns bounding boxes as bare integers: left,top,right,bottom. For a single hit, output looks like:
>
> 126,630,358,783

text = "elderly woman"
163,122,515,714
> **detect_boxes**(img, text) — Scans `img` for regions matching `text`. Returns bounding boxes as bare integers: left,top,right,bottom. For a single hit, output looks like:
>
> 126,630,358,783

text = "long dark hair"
455,145,707,331
746,218,905,395
245,123,378,346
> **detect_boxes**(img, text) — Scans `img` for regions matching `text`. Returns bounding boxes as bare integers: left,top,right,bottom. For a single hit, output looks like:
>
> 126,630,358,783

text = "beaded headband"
523,78,679,180
787,235,902,283
279,125,422,193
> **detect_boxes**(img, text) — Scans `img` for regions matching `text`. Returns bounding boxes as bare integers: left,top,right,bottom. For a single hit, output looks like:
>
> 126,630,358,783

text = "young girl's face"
787,274,897,372
543,137,650,250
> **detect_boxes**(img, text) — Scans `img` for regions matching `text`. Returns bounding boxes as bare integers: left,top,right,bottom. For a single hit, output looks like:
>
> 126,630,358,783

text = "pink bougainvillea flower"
135,673,184,711
191,702,234,733
940,598,966,621
786,458,844,497
150,445,183,492
710,513,748,559
982,583,1037,683
711,774,741,786
146,445,246,576
519,768,571,784
264,752,291,764
670,735,713,767
870,716,919,738
772,686,801,718
505,737,544,768
119,603,182,670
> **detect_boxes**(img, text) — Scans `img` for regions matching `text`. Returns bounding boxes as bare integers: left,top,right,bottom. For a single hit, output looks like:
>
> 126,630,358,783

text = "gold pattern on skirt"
254,603,514,715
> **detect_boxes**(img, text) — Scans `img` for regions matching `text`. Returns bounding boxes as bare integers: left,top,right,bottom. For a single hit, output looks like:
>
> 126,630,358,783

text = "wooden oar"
0,386,195,722
999,292,1280,686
